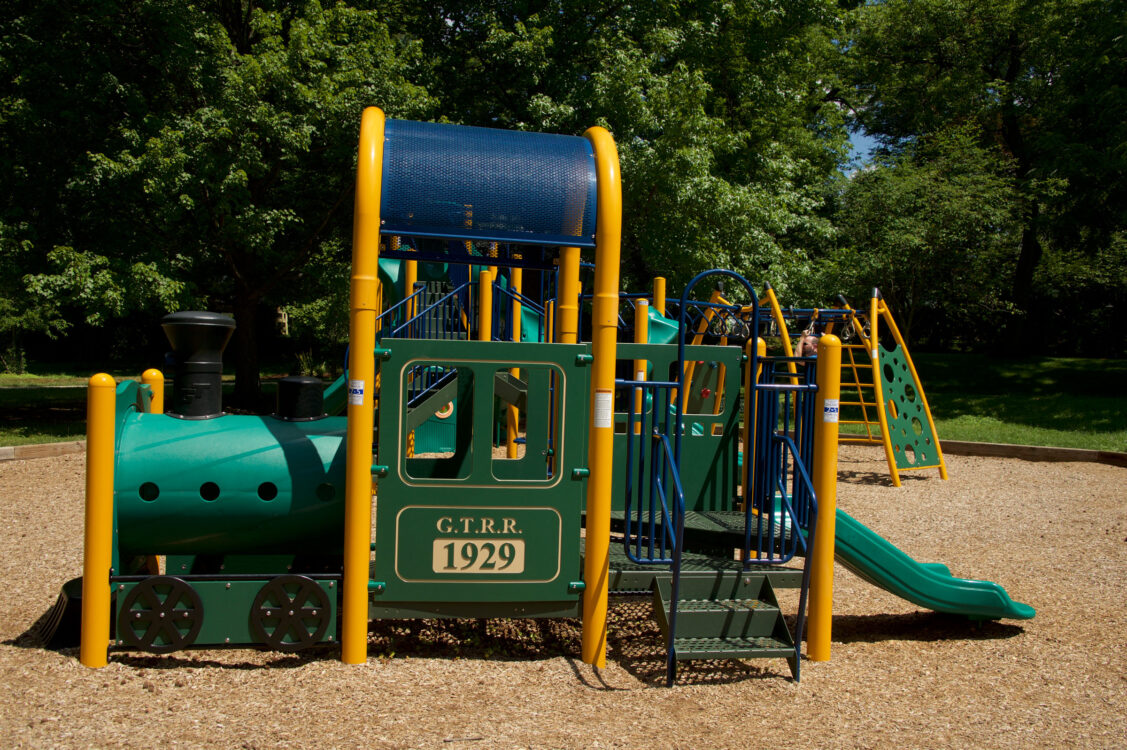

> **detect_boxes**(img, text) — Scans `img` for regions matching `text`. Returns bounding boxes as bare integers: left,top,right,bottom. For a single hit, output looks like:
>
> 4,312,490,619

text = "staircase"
652,571,798,679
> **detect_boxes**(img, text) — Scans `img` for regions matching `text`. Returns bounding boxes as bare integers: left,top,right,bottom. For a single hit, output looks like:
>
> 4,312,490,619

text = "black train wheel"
117,576,204,654
249,575,331,652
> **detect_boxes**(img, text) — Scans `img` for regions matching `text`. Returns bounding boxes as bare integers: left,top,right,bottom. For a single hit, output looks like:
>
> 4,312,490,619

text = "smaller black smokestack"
161,311,235,419
276,376,325,421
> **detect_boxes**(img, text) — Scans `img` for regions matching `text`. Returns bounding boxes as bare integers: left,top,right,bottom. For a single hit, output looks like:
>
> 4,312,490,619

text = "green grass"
2,354,1124,451
908,353,1126,452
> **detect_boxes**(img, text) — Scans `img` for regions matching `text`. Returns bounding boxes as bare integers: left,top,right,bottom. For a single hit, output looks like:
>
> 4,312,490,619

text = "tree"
824,127,1020,347
841,0,1127,347
385,0,849,293
3,1,431,400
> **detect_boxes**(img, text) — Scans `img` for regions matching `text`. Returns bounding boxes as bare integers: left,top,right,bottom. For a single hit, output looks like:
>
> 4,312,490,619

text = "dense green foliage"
1,1,1123,401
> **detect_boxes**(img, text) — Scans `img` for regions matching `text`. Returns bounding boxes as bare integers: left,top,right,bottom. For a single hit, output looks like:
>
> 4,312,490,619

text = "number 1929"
432,539,526,574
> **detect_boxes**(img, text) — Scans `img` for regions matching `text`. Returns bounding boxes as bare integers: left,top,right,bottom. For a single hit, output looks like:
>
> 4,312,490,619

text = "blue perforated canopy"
380,119,597,248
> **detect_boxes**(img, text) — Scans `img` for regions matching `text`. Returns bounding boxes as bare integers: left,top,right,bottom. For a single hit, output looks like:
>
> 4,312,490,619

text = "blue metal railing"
744,356,818,564
385,280,474,341
492,283,547,343
620,379,683,565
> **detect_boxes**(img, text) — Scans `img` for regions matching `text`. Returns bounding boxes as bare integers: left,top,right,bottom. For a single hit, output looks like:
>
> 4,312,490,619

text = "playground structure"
56,108,1033,686
760,285,949,488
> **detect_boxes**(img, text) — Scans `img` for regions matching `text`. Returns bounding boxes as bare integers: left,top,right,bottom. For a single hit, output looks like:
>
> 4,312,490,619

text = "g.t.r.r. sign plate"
394,505,561,583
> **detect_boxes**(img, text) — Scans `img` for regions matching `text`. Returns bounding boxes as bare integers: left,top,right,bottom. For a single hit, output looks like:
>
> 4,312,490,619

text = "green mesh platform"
876,343,942,470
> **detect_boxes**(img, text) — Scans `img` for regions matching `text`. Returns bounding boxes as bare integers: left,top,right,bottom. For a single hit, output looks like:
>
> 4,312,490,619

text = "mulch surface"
1,446,1125,748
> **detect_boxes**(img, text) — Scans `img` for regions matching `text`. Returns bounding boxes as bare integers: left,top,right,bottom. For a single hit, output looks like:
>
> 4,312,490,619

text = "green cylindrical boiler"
114,413,347,557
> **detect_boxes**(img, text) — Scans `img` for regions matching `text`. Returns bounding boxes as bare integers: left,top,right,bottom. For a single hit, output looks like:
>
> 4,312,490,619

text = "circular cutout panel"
249,575,331,652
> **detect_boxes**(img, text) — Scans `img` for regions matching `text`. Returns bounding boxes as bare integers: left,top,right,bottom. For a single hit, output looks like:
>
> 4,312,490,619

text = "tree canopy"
1,0,1123,392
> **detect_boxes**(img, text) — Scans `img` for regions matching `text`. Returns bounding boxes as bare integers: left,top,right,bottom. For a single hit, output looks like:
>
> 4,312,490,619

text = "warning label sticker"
823,398,840,423
594,389,613,429
348,379,365,406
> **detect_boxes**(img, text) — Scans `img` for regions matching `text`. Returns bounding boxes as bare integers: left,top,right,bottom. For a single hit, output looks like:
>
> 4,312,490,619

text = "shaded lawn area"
910,353,1127,452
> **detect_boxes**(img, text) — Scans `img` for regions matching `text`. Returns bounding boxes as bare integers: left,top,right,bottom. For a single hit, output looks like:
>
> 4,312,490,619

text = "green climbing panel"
876,343,942,470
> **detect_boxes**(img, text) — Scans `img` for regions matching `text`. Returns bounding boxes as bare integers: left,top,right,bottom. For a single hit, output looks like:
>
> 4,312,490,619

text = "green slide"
646,306,680,344
833,509,1035,620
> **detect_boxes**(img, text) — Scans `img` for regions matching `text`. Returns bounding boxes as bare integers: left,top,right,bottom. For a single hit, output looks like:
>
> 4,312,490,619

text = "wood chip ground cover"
1,447,1124,748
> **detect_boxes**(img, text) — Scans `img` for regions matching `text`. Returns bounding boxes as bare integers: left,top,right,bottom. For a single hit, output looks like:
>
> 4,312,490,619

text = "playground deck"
3,445,1124,748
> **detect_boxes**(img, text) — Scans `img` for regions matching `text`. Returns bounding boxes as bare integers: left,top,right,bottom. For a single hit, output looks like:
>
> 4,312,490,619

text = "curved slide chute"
833,509,1035,620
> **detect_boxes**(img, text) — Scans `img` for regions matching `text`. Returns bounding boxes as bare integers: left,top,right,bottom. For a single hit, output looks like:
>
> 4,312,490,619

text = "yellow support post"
342,106,385,664
80,373,116,668
740,338,766,508
633,299,649,434
479,269,493,341
555,246,581,344
140,369,164,574
652,277,666,317
868,294,901,487
404,257,418,323
507,262,523,458
141,368,163,414
807,334,842,661
580,126,621,670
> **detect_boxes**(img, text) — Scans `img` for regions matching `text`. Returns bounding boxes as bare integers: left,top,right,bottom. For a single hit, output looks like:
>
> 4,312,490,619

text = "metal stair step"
670,597,782,640
671,635,795,661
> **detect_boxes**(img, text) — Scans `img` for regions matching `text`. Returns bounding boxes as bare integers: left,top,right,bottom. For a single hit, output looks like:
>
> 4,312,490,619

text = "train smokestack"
161,311,235,419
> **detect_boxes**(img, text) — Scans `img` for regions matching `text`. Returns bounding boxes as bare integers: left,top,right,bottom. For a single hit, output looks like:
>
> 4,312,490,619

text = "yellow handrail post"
507,261,523,458
581,126,621,669
479,269,493,341
80,373,116,668
141,369,163,414
555,246,581,344
652,277,666,317
807,334,842,661
633,300,649,434
342,106,385,664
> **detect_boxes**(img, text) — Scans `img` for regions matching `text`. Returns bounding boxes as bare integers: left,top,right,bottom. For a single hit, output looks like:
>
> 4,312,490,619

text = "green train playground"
45,108,1034,685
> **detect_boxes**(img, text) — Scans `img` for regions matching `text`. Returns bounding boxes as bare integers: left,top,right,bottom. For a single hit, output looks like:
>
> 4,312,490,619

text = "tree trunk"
229,291,261,411
1009,201,1042,352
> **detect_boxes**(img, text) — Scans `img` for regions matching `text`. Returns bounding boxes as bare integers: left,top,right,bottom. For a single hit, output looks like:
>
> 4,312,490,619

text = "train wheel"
249,575,331,652
117,576,204,653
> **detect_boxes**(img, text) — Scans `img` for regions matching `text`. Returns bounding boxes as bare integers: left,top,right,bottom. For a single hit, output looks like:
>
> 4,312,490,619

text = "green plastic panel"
115,578,338,648
114,414,346,557
611,343,744,513
876,344,942,470
372,339,590,608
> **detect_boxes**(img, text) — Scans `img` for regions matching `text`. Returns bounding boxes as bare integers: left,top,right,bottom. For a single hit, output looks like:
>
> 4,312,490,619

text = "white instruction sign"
594,389,613,428
823,398,840,423
348,379,365,406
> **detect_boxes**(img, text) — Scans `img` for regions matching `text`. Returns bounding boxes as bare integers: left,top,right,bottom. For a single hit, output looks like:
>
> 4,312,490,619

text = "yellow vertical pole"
404,257,418,323
868,292,901,487
140,369,164,574
807,334,841,661
80,373,116,668
141,369,163,414
479,269,493,341
653,277,666,317
740,338,766,508
507,262,523,458
555,246,581,344
581,126,621,669
342,106,385,664
633,300,649,434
